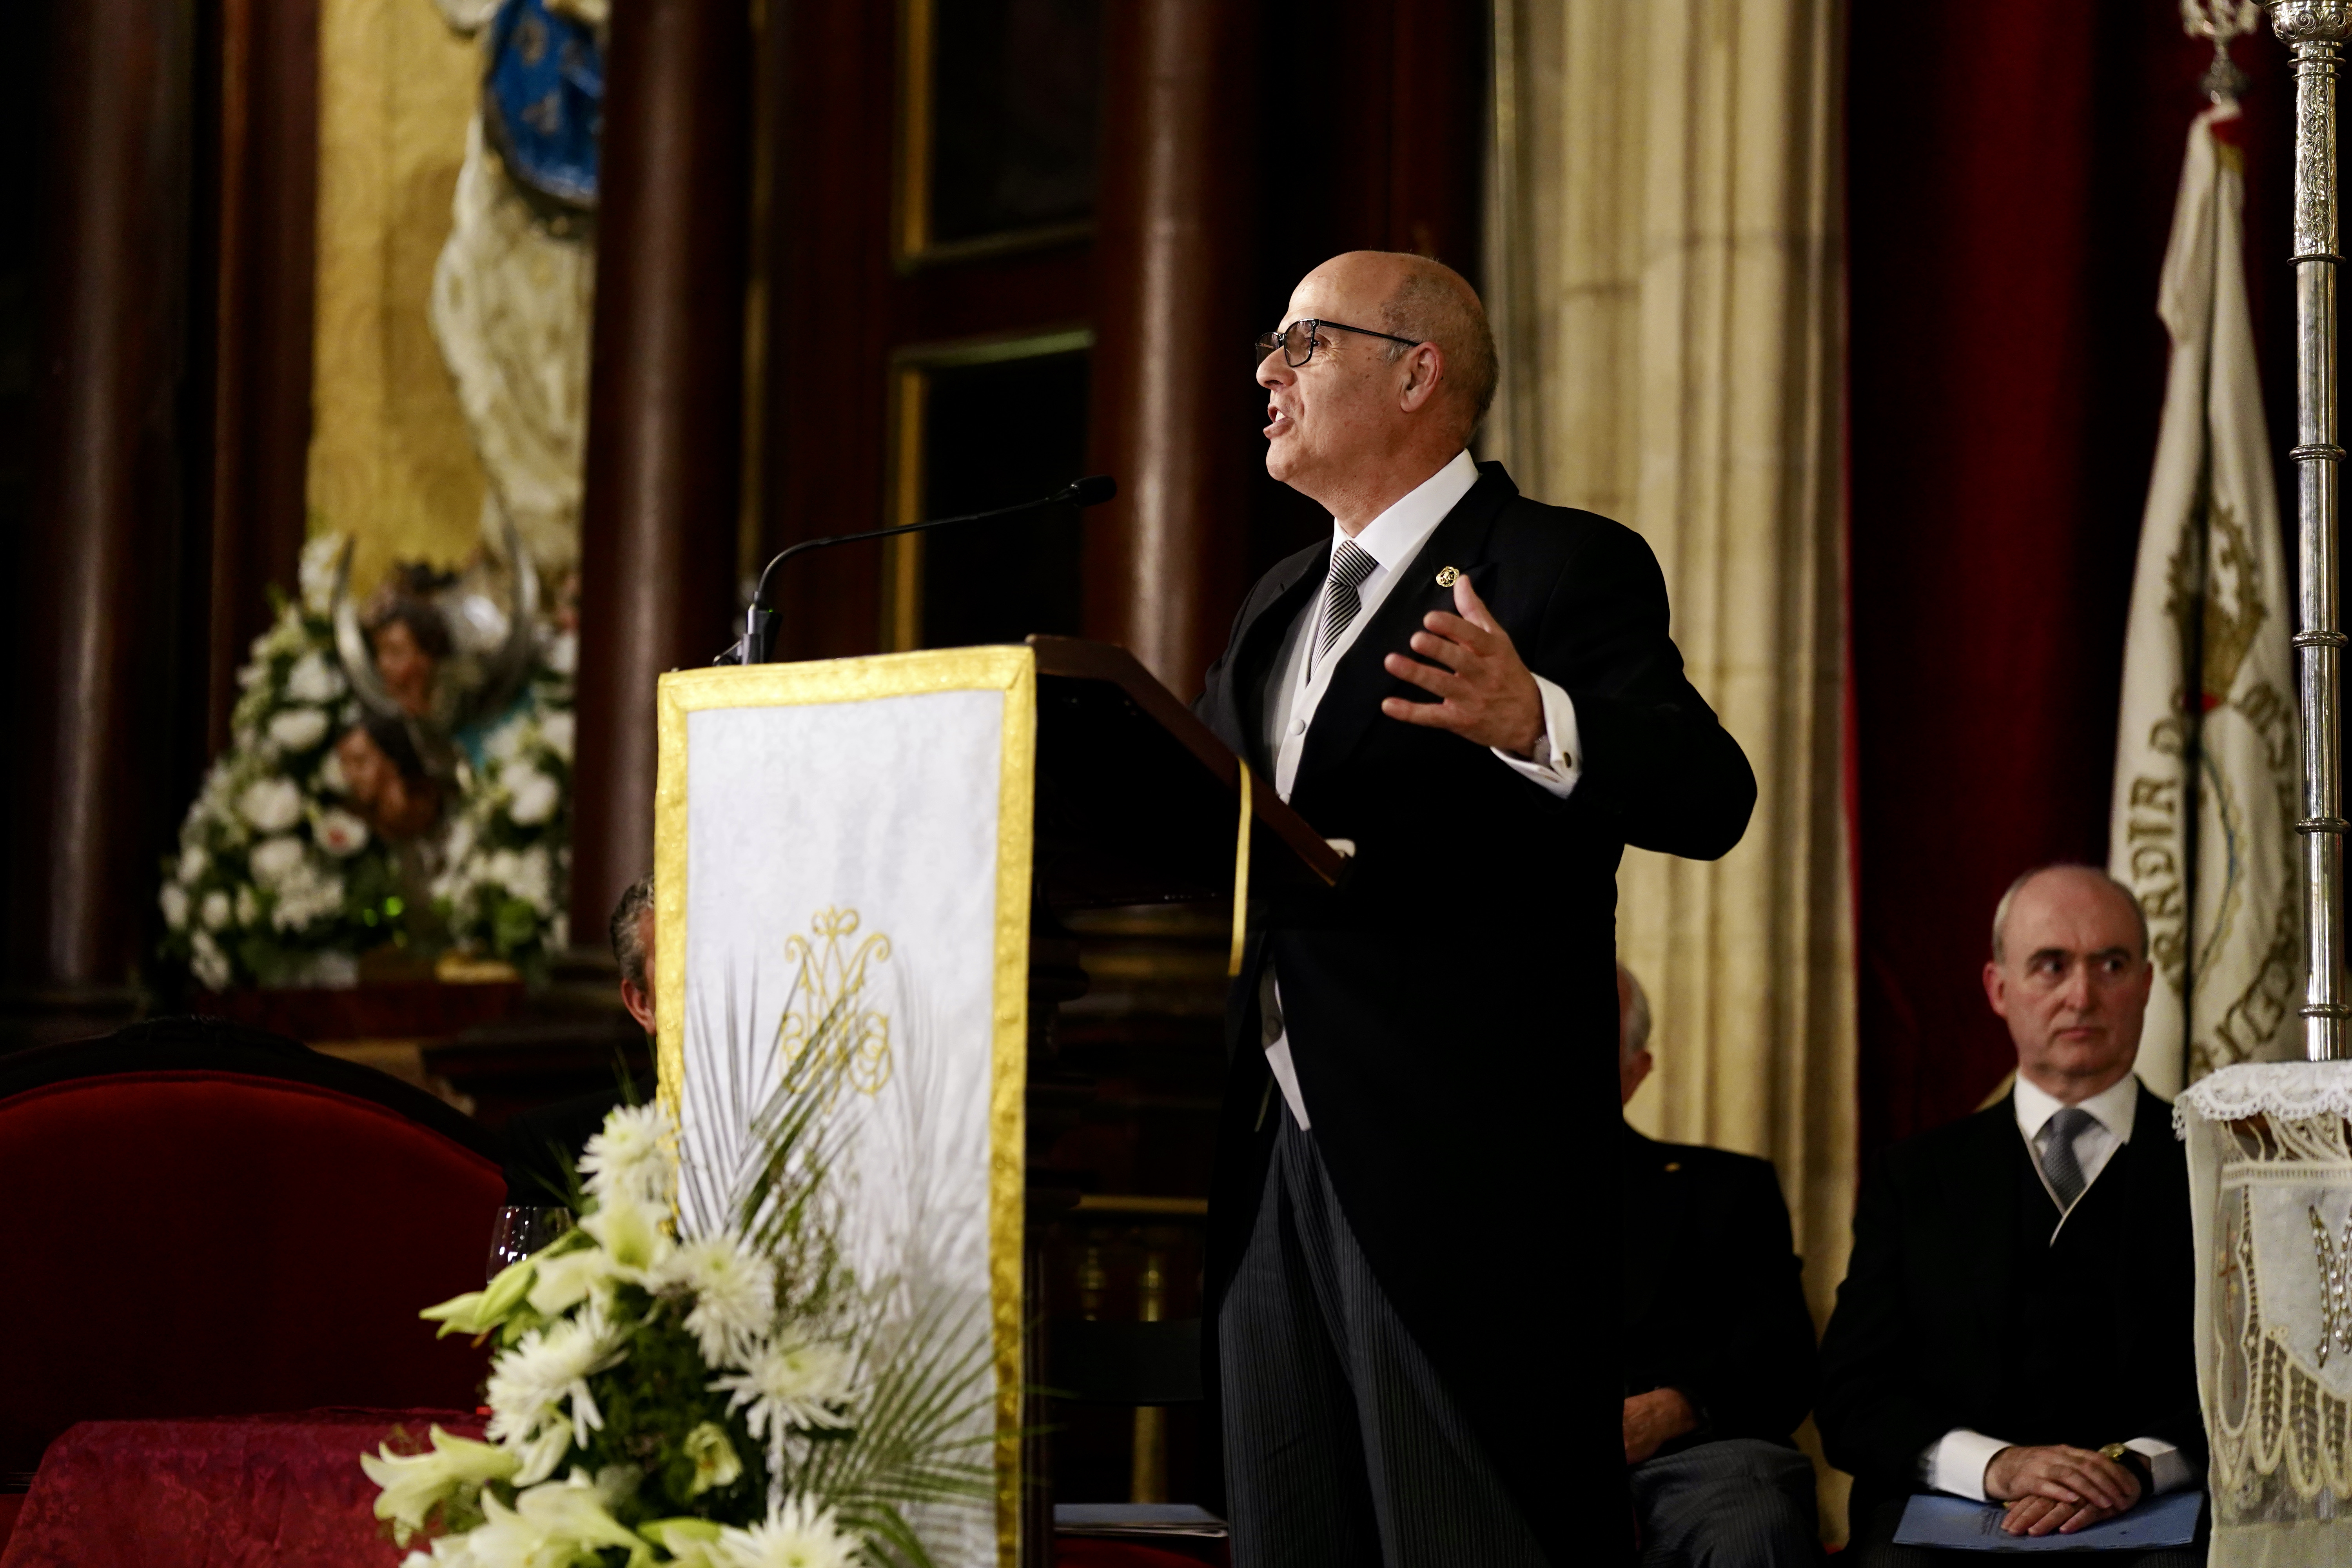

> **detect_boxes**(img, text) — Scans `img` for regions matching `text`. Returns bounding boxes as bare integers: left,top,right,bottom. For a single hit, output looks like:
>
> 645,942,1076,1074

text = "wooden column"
203,0,320,752
1084,0,1260,701
8,0,196,1007
569,0,751,947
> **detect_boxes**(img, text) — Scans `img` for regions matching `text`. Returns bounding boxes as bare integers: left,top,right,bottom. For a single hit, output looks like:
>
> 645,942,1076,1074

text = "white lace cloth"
2178,1061,2352,1563
2177,1061,2352,1133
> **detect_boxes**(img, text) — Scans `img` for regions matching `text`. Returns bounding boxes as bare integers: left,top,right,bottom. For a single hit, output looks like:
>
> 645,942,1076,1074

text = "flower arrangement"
366,1042,995,1567
434,641,577,976
158,535,582,990
158,536,405,990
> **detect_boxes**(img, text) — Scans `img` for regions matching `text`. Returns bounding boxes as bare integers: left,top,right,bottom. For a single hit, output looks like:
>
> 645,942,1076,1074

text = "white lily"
460,1471,644,1568
360,1425,519,1544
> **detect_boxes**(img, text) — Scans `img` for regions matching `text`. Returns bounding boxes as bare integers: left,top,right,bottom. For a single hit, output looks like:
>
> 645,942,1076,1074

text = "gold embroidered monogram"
777,907,895,1105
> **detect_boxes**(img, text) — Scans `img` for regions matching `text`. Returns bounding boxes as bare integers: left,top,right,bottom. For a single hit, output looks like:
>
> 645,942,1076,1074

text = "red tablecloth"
0,1408,1226,1568
0,1408,478,1568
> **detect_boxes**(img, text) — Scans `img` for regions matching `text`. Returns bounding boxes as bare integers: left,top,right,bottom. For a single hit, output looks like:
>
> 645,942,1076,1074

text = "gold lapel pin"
1435,566,1461,588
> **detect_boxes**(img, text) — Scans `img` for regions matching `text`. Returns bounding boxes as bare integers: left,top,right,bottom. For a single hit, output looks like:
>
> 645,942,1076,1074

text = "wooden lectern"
652,636,1338,1568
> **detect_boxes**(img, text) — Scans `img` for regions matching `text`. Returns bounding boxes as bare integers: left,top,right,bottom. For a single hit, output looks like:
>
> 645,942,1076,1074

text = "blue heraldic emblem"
483,0,603,216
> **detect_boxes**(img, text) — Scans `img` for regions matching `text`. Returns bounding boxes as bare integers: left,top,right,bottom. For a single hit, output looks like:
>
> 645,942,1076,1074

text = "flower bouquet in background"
366,1032,996,1566
159,535,404,989
432,658,576,978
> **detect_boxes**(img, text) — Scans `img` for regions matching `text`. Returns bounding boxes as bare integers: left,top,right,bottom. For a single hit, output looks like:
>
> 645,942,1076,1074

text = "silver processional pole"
2267,2,2352,1062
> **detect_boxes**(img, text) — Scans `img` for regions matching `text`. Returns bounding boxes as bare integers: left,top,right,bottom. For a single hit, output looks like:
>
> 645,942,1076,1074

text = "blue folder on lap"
1892,1491,2204,1552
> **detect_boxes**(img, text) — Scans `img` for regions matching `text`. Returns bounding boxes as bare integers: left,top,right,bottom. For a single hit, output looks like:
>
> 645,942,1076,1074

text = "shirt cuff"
1924,1429,2011,1502
1489,675,1582,799
2125,1438,2191,1496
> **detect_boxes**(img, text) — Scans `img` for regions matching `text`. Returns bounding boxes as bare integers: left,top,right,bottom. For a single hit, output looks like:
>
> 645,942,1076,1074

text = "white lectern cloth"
2177,1061,2352,1566
656,650,1036,1568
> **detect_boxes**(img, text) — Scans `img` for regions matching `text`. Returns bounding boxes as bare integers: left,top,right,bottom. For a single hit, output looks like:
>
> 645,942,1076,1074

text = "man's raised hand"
1379,574,1546,757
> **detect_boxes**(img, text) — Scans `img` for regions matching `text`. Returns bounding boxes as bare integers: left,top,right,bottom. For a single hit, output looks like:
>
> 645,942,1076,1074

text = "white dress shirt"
1920,1073,2190,1503
1256,448,1584,1128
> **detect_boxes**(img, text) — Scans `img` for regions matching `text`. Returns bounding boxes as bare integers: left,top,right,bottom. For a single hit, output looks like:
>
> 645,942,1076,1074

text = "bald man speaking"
1194,253,1756,1563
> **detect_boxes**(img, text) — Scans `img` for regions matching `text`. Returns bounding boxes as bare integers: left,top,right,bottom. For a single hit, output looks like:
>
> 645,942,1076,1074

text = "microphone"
722,475,1119,666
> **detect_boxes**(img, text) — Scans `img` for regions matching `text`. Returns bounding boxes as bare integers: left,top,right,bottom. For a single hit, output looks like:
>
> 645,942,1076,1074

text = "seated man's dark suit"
1194,461,1756,1562
1816,1084,2203,1565
1623,1123,1821,1566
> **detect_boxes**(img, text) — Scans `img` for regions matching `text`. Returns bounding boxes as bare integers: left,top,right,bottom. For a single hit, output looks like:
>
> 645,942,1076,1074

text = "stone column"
568,0,751,947
7,0,196,1021
1083,0,1259,701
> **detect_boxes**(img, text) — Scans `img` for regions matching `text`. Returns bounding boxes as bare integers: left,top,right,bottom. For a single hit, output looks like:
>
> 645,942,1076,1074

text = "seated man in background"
1817,865,2202,1566
499,873,654,1204
1618,964,1823,1568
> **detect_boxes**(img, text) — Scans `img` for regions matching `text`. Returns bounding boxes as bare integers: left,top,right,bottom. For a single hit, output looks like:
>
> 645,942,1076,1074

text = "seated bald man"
1617,964,1822,1568
1817,865,2203,1566
1196,253,1754,1565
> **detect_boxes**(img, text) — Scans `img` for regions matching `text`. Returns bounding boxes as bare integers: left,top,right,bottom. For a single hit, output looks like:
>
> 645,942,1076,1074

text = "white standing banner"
2110,102,2300,1095
655,648,1035,1568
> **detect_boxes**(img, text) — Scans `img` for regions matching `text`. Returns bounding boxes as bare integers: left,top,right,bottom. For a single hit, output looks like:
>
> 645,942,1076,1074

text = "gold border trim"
653,648,1034,1567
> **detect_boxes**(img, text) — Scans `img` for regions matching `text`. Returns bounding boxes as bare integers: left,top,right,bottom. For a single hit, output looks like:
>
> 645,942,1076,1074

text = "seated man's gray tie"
1317,539,1379,664
2040,1106,2094,1209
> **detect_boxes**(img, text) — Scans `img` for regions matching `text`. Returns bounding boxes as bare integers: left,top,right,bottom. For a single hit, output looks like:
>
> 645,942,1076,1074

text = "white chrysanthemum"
481,845,554,911
249,835,305,887
314,807,370,857
237,775,304,834
656,1231,776,1366
191,930,231,991
579,1103,673,1206
485,1299,624,1481
269,857,345,932
504,764,559,827
177,842,209,883
267,706,330,751
537,710,575,760
711,1334,857,1439
717,1497,859,1568
200,889,232,930
160,883,190,931
286,648,344,703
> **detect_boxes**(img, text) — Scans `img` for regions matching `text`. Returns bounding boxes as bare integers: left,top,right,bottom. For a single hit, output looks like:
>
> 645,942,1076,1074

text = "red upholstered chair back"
0,1019,505,1478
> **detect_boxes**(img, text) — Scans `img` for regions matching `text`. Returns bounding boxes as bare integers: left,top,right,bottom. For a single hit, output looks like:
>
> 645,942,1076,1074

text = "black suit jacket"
1623,1124,1816,1450
1815,1087,2203,1519
1193,462,1757,1543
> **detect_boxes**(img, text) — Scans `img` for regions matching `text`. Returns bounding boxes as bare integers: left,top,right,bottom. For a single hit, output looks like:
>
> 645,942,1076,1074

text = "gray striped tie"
2039,1106,2094,1209
1316,539,1379,665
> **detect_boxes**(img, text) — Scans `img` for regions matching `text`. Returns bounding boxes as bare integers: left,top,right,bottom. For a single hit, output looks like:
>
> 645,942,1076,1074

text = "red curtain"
1846,4,2297,1156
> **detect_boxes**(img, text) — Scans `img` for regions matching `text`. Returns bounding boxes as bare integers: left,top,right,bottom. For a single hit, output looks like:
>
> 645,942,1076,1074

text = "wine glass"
486,1205,573,1280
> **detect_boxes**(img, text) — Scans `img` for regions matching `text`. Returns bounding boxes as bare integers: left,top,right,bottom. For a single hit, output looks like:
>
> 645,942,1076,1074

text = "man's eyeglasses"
1254,318,1425,368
